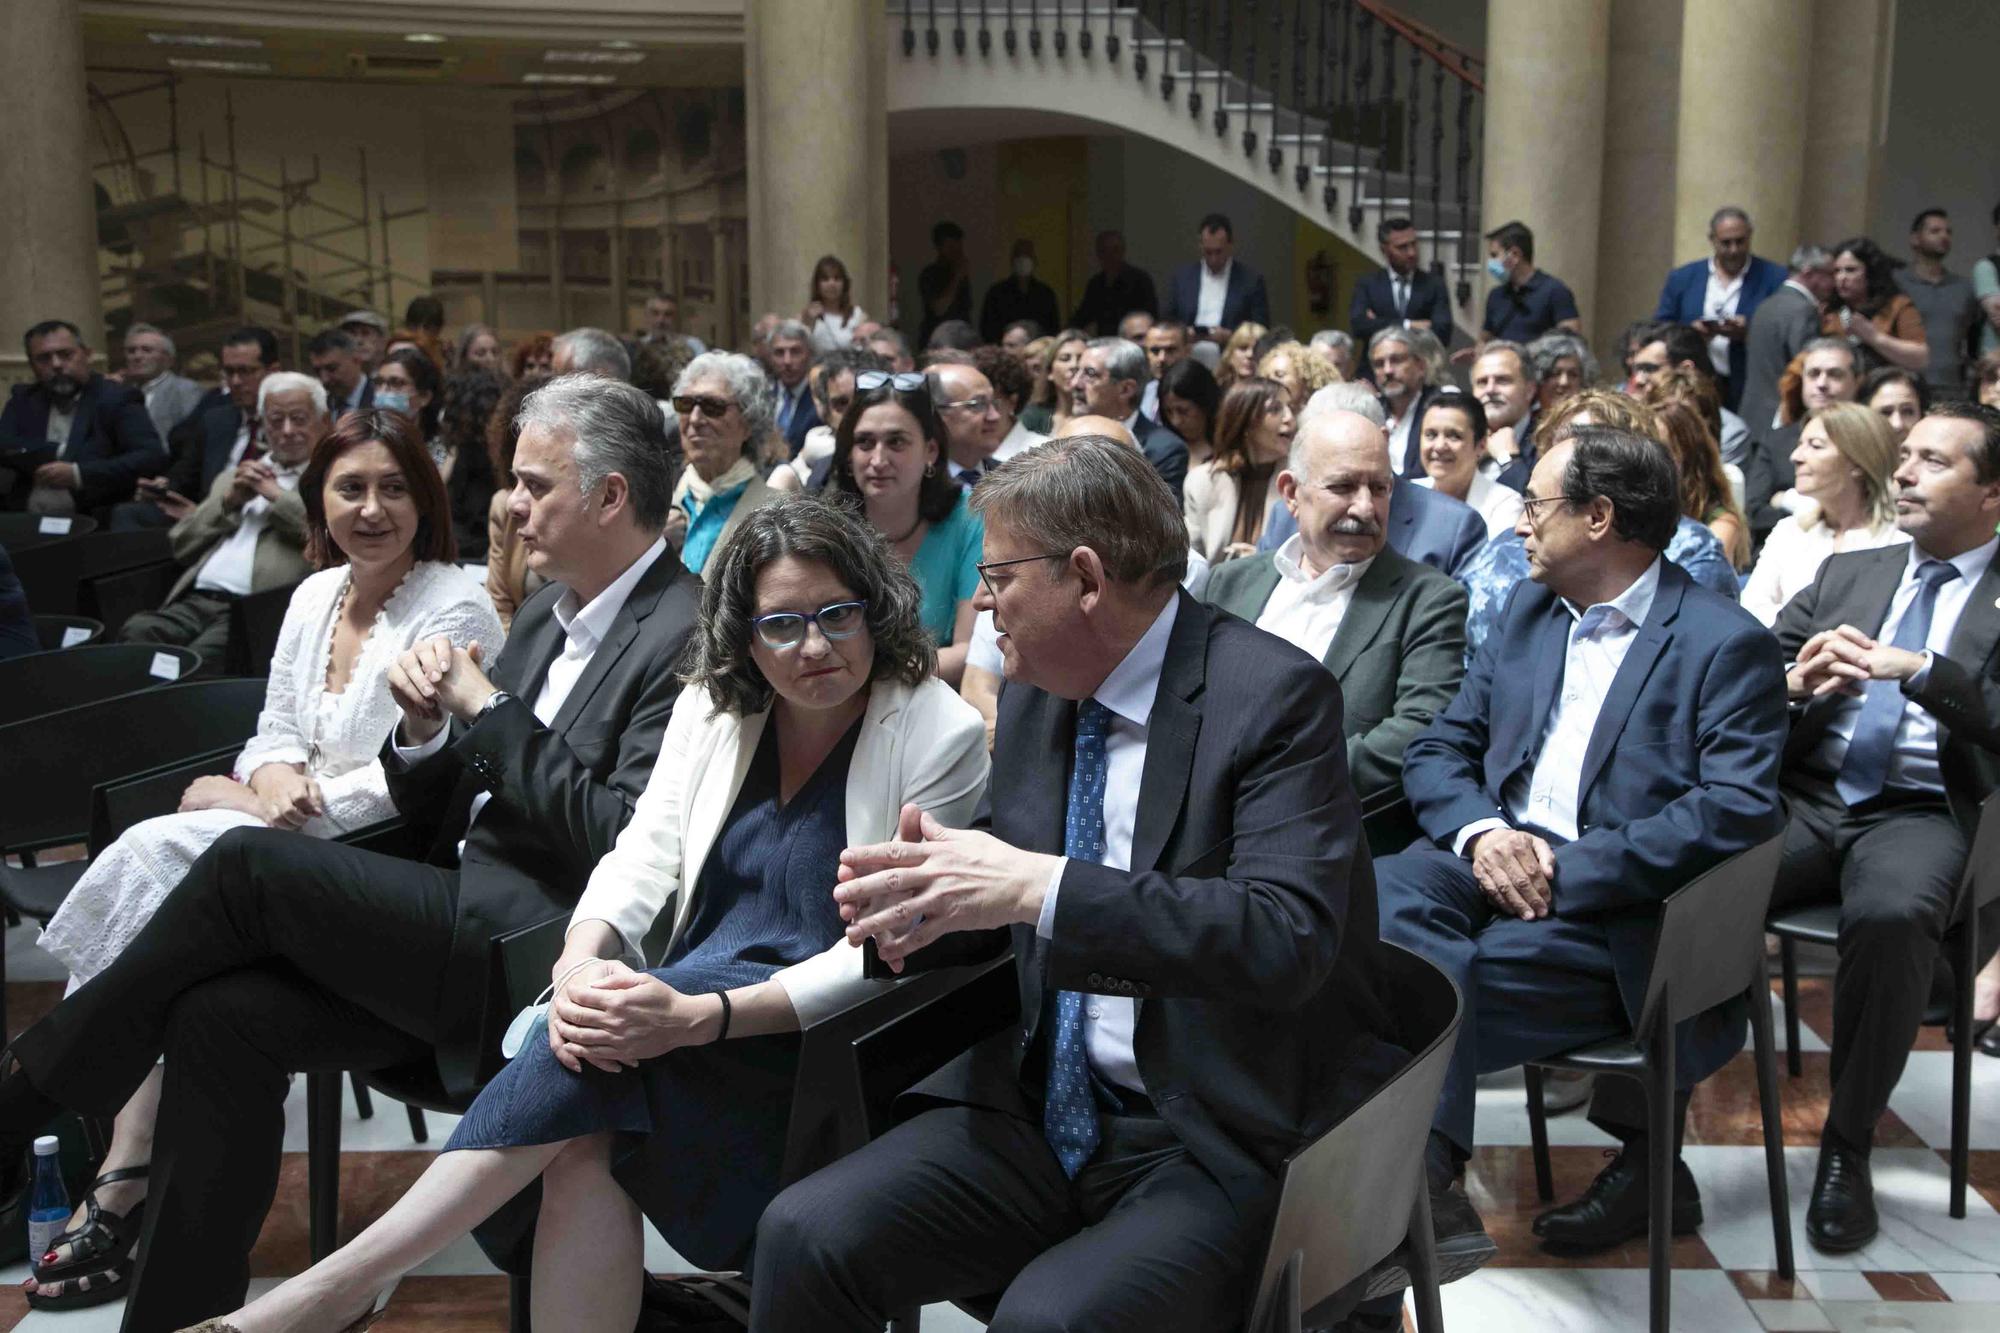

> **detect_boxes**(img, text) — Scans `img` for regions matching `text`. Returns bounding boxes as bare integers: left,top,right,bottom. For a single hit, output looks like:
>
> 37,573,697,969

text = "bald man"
1056,414,1138,446
933,362,1005,488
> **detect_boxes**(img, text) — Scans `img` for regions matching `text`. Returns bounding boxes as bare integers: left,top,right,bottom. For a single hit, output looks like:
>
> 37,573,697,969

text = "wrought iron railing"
897,1,1484,305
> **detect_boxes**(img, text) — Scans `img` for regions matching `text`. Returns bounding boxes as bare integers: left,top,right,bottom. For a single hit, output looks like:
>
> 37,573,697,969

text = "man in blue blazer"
1652,207,1789,412
1376,425,1787,1273
0,320,166,515
1351,216,1455,348
1163,213,1271,337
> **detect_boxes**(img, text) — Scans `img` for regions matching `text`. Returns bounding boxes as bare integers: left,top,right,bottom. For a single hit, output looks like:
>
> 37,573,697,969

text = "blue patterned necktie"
1044,698,1111,1178
1836,559,1960,806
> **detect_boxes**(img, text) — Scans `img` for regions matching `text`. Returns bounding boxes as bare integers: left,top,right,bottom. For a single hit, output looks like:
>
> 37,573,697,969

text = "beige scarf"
674,455,759,511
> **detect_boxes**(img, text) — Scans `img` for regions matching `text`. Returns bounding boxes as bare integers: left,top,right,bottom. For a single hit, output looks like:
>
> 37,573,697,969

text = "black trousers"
751,1103,1270,1333
14,827,458,1333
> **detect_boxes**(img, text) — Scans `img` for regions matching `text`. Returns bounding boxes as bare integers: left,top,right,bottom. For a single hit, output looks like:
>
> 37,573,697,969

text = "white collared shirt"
397,538,668,847
1386,397,1419,475
1703,258,1749,373
1196,260,1233,329
1256,536,1372,662
1813,537,1999,792
991,417,1049,464
1034,595,1179,1093
194,461,305,596
1455,559,1663,853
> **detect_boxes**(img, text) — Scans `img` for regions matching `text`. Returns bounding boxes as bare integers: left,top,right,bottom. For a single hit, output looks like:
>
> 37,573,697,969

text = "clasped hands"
1469,827,1556,922
179,763,323,829
833,804,1059,972
388,635,496,744
1788,623,1924,701
222,458,283,510
546,960,719,1074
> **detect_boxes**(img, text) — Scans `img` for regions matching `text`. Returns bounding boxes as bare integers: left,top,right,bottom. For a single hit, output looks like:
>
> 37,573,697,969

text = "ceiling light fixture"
165,57,272,72
523,72,616,85
543,49,646,64
600,39,638,50
146,32,264,49
404,32,448,44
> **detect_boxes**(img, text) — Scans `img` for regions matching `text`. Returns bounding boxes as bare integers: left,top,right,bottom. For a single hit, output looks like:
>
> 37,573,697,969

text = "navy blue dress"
449,716,860,1270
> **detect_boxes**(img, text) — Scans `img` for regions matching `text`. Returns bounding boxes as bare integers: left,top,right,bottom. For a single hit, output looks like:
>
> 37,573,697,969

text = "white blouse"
1740,514,1910,626
809,306,869,355
1416,469,1525,539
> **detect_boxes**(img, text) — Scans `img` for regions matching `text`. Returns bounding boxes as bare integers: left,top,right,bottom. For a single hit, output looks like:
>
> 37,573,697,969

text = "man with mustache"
1205,408,1467,801
0,319,166,516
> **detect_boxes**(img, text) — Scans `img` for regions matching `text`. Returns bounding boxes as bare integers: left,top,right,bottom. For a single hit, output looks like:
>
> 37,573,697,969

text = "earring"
924,461,936,478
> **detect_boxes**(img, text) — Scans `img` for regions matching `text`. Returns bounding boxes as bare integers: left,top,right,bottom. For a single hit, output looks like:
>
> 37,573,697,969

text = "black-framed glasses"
671,394,735,419
976,553,1066,600
855,371,925,392
1518,494,1569,522
751,600,869,650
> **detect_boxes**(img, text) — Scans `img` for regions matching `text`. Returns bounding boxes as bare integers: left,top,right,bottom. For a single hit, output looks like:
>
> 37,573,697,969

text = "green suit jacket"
1203,545,1468,799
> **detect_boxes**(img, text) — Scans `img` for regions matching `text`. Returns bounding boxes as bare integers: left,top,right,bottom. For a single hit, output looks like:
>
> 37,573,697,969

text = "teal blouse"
907,491,983,646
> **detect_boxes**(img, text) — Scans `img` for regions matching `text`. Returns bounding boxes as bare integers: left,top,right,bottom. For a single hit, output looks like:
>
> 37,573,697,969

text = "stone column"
1481,0,1611,337
1673,0,1814,262
745,0,889,324
0,0,102,385
1796,0,1892,245
1593,0,1684,345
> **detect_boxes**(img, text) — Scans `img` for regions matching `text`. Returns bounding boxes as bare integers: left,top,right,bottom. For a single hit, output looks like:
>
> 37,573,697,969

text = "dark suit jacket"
0,375,167,511
1350,268,1455,347
167,403,252,503
1738,284,1821,438
1402,560,1788,1081
1069,265,1160,336
979,276,1062,345
1203,547,1467,798
913,594,1403,1207
1259,477,1486,580
1164,260,1272,333
0,540,34,661
1742,420,1804,545
1653,255,1788,409
1774,544,2000,832
777,383,821,459
381,546,703,1099
1135,415,1189,501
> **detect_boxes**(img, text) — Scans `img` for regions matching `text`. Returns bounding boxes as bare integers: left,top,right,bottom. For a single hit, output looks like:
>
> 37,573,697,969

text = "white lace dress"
39,560,504,987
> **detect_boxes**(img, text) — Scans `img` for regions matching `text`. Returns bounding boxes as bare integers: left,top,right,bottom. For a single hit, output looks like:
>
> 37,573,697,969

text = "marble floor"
0,923,1993,1332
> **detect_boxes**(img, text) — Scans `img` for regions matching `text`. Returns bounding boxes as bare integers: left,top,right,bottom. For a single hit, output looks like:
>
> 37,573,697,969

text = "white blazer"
569,674,989,1027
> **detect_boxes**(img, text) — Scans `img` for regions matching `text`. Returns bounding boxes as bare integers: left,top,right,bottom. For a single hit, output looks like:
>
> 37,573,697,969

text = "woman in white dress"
1412,393,1525,539
802,254,868,354
1740,401,1907,626
24,408,502,1311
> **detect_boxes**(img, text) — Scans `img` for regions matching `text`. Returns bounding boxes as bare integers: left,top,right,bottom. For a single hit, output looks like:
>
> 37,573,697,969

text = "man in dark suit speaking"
1376,425,1788,1271
751,436,1401,1330
0,375,702,1330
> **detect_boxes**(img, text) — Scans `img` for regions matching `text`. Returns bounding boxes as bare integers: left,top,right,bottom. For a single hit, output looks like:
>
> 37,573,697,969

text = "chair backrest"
1360,792,1423,861
0,642,201,728
32,615,103,651
11,529,174,620
88,744,243,855
0,677,265,853
224,580,300,676
0,513,97,550
1634,833,1788,1034
1246,943,1462,1333
1962,791,2000,915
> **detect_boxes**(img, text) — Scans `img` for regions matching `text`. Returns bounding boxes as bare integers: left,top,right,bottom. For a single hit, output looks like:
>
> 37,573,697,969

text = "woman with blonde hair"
1255,340,1341,412
1018,334,1056,433
1215,321,1268,388
1740,400,1906,625
1032,328,1089,434
1653,399,1750,570
1182,376,1295,561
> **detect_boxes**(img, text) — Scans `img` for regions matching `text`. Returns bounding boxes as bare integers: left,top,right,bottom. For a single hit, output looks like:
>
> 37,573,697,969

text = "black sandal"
23,1257,131,1311
28,1164,148,1304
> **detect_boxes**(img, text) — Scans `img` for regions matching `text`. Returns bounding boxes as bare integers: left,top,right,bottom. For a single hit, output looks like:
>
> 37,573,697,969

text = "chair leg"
406,1104,430,1145
349,1072,374,1120
1748,966,1796,1280
1524,1064,1554,1202
306,1071,342,1262
1647,1029,1674,1333
508,1272,530,1333
1780,937,1802,1079
1951,922,1975,1219
1407,1165,1446,1333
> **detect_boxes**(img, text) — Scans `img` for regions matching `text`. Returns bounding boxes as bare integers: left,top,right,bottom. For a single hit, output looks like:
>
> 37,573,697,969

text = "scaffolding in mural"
89,75,428,366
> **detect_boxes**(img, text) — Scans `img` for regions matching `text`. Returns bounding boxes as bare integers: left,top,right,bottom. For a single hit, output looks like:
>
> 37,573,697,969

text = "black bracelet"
715,989,732,1042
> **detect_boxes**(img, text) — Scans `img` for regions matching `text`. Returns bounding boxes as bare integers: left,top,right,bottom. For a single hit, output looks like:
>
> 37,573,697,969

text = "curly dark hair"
487,374,548,486
629,336,699,401
683,491,936,717
829,375,961,524
1833,236,1901,312
972,345,1034,415
442,367,505,462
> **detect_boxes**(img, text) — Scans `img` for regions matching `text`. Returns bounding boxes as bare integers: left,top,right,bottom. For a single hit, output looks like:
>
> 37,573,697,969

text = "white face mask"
1012,256,1035,279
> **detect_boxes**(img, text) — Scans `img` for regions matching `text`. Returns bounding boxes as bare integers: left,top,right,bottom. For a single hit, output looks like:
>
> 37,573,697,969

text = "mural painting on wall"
88,74,749,375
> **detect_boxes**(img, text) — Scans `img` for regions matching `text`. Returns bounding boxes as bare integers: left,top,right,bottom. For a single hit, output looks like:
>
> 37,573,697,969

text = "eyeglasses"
855,371,925,392
938,395,995,416
1518,494,1569,521
671,394,735,419
751,600,869,650
976,553,1065,600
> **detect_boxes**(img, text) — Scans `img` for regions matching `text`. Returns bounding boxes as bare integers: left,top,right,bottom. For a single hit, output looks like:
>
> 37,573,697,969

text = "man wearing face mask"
117,372,327,668
1477,221,1582,350
979,239,1061,347
1,319,167,516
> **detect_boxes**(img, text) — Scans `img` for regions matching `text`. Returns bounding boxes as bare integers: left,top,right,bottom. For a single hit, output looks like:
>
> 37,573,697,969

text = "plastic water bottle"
27,1135,68,1265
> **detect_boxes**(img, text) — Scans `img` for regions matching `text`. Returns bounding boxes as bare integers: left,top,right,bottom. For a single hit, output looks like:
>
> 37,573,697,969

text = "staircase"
887,1,1487,334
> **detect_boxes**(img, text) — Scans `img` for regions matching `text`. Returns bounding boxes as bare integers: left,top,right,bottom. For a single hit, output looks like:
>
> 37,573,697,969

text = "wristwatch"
474,690,514,723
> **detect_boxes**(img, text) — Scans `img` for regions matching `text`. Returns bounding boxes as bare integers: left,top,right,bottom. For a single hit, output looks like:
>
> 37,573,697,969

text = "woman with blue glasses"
188,493,988,1333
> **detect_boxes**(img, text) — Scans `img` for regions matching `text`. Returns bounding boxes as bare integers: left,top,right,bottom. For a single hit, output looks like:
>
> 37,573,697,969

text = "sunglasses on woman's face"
854,371,926,392
751,600,869,650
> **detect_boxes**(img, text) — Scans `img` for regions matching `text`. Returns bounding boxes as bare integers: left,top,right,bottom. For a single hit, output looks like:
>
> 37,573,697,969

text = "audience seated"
483,375,549,629
770,345,890,493
1528,331,1596,421
668,351,780,578
506,331,555,381
749,435,1399,1330
1369,326,1438,476
1745,337,1864,543
1741,247,1836,437
0,539,33,661
1376,421,1786,1276
338,311,388,372
1651,396,1751,571
307,327,375,419
1205,407,1467,798
1627,322,1753,466
1183,377,1297,562
1767,402,2000,1253
971,344,1049,465
0,375,700,1331
116,327,280,532
1469,340,1542,490
1068,336,1188,498
931,359,1006,488
117,323,206,443
1216,319,1269,387
1156,356,1220,468
194,494,987,1333
115,373,326,667
22,409,500,1312
436,368,502,562
1861,364,1929,445
1256,339,1341,414
1414,394,1527,538
1,319,167,518
1138,319,1192,422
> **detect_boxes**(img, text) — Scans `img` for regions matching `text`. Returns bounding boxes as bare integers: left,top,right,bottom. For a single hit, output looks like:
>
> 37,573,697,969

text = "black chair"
0,642,200,728
1360,790,1424,862
224,580,301,677
0,513,98,551
9,529,175,622
32,615,104,651
1771,790,2000,1219
1521,835,1794,1333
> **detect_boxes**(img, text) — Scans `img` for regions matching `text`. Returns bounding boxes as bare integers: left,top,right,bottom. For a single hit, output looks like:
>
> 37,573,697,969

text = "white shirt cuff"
1908,650,1934,691
392,721,451,765
1034,856,1070,940
1453,818,1512,859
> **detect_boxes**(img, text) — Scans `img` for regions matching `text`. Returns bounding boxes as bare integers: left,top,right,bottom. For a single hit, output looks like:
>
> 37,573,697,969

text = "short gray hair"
515,372,675,531
1475,339,1539,385
1308,328,1353,357
1367,326,1418,358
1789,244,1832,273
124,322,177,361
553,327,632,381
1085,336,1148,387
1527,332,1597,386
972,435,1186,589
771,319,811,346
867,327,911,360
1298,380,1387,434
258,370,329,417
674,350,775,451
